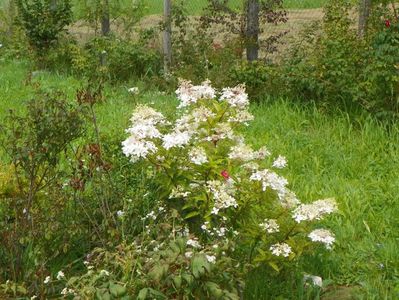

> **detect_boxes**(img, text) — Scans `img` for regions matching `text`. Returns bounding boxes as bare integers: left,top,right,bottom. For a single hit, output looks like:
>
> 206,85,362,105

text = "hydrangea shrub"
122,79,337,271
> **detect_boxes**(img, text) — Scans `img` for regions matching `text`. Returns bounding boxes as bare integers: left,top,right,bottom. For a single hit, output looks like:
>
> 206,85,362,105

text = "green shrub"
16,0,72,61
82,36,162,82
0,90,87,286
274,0,399,119
229,60,283,101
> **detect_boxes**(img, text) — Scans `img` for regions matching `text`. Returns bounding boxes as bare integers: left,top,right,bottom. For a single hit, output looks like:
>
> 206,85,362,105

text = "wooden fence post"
358,0,371,37
101,0,110,36
163,0,172,76
246,0,259,61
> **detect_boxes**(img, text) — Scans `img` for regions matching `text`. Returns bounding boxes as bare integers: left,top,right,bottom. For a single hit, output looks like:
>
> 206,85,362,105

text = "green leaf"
137,288,148,300
205,281,223,298
184,211,200,219
148,264,168,282
192,255,211,278
110,283,127,297
172,275,182,289
182,273,194,285
268,261,280,272
138,288,167,300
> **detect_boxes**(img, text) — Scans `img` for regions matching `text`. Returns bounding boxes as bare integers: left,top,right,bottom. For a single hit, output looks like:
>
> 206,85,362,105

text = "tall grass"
68,0,326,17
1,59,398,298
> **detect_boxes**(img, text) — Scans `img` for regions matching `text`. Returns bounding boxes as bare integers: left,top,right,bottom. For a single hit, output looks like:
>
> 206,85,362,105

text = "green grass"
1,58,398,299
0,0,326,17
121,0,327,14
116,0,326,15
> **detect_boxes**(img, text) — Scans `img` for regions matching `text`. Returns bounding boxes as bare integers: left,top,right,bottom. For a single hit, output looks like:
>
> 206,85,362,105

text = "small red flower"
385,19,391,28
221,170,230,179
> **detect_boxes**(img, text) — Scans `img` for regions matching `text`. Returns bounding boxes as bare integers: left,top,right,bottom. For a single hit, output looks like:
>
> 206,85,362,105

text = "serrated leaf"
109,283,127,297
192,255,211,278
205,281,223,298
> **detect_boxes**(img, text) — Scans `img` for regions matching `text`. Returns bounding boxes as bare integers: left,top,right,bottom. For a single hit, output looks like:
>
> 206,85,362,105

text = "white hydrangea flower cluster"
250,169,289,200
259,219,280,233
122,106,166,162
293,198,338,223
189,147,208,165
272,155,287,169
308,229,335,249
207,180,238,215
270,243,292,257
176,79,216,108
162,130,192,150
220,84,249,108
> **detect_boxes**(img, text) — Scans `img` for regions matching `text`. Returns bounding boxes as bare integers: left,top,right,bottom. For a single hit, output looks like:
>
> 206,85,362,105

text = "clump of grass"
245,100,399,299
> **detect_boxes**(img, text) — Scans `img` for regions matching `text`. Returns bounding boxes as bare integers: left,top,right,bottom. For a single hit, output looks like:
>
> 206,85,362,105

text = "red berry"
385,19,391,28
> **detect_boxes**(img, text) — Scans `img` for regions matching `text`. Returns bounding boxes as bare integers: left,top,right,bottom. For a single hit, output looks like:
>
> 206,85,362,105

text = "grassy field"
0,0,327,16
139,0,327,14
1,58,398,298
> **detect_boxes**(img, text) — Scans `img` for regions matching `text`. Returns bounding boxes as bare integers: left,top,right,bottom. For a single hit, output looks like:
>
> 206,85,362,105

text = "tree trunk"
246,0,260,61
358,0,371,37
101,0,110,36
163,0,172,75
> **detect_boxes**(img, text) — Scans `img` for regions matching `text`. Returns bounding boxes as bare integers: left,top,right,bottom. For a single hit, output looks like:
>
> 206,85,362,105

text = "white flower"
308,229,335,249
143,211,157,220
293,198,337,223
176,79,216,108
228,143,255,161
228,110,254,124
122,137,157,161
207,180,238,215
56,271,65,280
128,105,165,126
215,227,227,237
255,146,271,159
303,274,323,287
128,87,139,94
280,190,301,209
43,276,51,284
185,251,193,258
61,288,75,295
125,123,161,139
206,255,216,264
191,106,216,122
169,186,191,198
250,169,289,200
100,269,110,276
272,155,287,169
186,239,201,249
162,131,192,150
220,84,249,109
270,243,292,257
116,210,125,217
259,219,280,233
189,147,208,165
